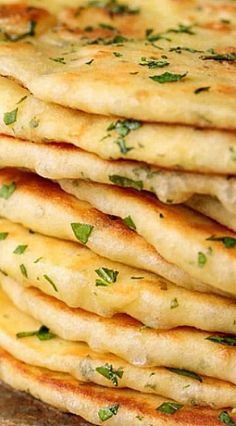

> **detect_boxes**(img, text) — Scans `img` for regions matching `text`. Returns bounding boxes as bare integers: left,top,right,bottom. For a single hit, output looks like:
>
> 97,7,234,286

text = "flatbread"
187,195,236,232
1,135,236,213
59,178,236,295
0,79,235,175
0,167,204,290
2,278,236,408
0,167,235,296
2,218,236,330
0,32,235,129
0,349,228,426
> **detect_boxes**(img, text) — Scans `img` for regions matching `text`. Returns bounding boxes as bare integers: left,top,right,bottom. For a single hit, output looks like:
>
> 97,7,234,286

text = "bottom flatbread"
0,348,233,426
187,195,236,233
1,278,236,409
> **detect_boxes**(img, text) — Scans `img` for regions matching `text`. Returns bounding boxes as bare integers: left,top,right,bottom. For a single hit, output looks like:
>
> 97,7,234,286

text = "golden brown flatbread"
0,347,229,426
2,278,236,408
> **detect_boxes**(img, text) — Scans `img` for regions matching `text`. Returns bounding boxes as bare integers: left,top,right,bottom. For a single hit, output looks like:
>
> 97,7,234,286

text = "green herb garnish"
49,57,66,64
16,325,55,341
98,403,120,422
139,56,169,68
13,245,28,255
167,368,202,382
201,53,236,62
3,108,18,125
43,274,58,292
167,24,195,35
219,411,236,425
123,215,136,231
88,0,140,16
29,117,40,128
0,232,8,240
206,235,236,248
99,22,117,31
156,402,184,415
113,51,122,57
150,72,187,83
71,223,94,244
96,363,123,386
95,267,119,287
20,264,28,278
169,46,203,54
109,175,143,191
194,86,210,94
0,182,16,199
206,335,236,346
170,298,179,309
107,119,141,155
85,59,94,65
198,252,207,267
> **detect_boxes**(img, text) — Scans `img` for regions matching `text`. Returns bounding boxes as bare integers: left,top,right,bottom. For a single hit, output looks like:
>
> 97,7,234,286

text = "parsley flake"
167,368,202,382
13,245,28,255
201,52,236,62
107,119,141,155
206,235,236,249
98,403,120,422
139,56,169,68
157,402,184,415
3,108,18,125
49,57,66,64
20,264,28,279
194,86,210,94
95,267,119,286
16,325,55,341
123,215,136,231
198,252,207,267
206,335,236,346
170,298,179,309
109,175,143,191
167,24,195,35
96,363,123,386
43,274,58,292
150,72,187,83
71,223,94,244
219,411,236,426
0,182,16,199
0,232,8,240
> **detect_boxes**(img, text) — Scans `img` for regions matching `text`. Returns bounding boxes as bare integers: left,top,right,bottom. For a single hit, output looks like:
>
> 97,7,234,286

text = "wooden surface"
0,381,92,426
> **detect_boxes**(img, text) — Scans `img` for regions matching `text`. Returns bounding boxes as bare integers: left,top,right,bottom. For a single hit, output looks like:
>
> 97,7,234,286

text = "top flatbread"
0,2,235,127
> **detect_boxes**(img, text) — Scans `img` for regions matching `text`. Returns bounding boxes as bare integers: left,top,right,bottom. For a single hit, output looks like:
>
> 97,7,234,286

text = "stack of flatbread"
0,1,235,425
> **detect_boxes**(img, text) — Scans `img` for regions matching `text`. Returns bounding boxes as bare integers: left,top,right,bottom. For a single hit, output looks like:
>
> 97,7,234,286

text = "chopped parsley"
95,267,119,286
106,119,141,155
0,182,16,199
170,298,179,309
150,72,187,83
13,245,28,255
206,335,236,346
198,252,207,267
167,368,202,382
43,274,58,292
96,363,123,386
167,24,195,35
201,52,236,62
88,0,140,16
85,59,94,65
4,20,36,42
17,95,28,105
98,403,120,422
156,402,184,415
16,325,55,341
123,215,136,231
206,235,236,249
34,256,43,264
3,108,18,125
109,175,143,191
131,276,144,280
169,46,203,54
20,264,28,279
0,232,8,240
139,56,169,68
49,57,66,64
219,411,236,426
99,22,117,31
194,86,210,94
71,223,94,244
145,28,171,43
113,51,122,57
